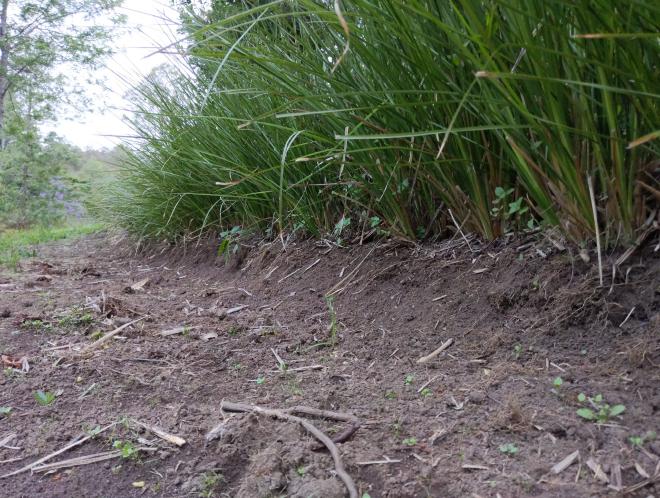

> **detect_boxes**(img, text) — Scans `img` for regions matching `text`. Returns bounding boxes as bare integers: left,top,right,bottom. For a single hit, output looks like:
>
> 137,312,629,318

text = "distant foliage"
0,127,85,227
107,0,659,246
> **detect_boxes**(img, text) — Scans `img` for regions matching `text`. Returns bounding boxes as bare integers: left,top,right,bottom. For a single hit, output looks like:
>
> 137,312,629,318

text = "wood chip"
634,461,650,479
462,463,489,471
356,457,401,466
160,325,197,337
609,462,623,491
129,278,150,292
131,420,186,447
551,450,579,474
200,332,218,341
585,457,609,483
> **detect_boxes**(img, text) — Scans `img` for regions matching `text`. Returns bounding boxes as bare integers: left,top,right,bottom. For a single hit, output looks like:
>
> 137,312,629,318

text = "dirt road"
1,232,658,497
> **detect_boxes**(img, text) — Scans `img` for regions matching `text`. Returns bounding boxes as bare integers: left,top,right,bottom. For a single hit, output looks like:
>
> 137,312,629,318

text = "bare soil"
0,232,658,498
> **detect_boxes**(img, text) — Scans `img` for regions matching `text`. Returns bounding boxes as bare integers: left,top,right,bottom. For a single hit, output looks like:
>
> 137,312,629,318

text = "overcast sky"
45,1,180,150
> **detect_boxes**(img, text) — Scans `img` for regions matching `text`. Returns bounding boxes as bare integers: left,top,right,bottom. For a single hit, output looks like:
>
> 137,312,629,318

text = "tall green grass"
105,0,659,246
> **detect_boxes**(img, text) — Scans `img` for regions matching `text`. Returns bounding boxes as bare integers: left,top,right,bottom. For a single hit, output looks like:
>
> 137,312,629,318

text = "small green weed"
499,443,519,456
21,319,53,333
402,437,417,446
0,406,12,417
513,344,523,360
420,388,432,398
217,226,241,262
404,374,414,385
384,390,397,400
34,390,56,406
112,440,139,460
200,471,224,498
576,393,625,422
58,307,94,328
255,376,265,385
85,425,102,437
629,431,656,448
296,466,306,477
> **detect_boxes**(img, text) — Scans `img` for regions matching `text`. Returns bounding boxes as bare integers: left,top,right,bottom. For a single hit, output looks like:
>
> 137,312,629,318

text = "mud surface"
1,232,658,497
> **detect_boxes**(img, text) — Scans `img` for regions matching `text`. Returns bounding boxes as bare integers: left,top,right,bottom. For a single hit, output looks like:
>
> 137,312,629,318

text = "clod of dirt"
289,478,345,498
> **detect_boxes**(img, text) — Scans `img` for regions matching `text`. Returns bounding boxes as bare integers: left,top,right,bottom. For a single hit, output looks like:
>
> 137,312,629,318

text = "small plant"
576,393,626,422
629,431,656,447
58,307,94,328
217,226,242,262
420,388,432,398
385,390,397,400
499,443,519,456
404,374,414,385
513,344,523,359
0,406,12,416
296,465,306,477
112,440,139,460
89,330,103,341
200,471,224,498
402,437,417,446
491,187,531,229
85,425,102,437
34,390,56,406
333,216,351,245
227,326,241,336
255,376,266,385
22,319,53,333
553,377,563,388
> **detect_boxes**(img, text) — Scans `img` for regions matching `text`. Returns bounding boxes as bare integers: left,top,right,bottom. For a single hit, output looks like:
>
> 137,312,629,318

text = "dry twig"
218,401,359,498
417,338,454,364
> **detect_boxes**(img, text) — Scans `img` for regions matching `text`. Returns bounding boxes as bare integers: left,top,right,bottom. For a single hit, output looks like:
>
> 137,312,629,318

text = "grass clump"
0,223,103,269
105,1,659,247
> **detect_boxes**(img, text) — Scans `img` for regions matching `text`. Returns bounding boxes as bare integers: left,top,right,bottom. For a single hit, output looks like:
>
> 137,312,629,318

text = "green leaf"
594,394,603,403
369,216,381,228
402,437,417,446
609,404,626,417
0,406,12,416
577,408,595,420
553,377,563,387
34,390,55,406
499,443,519,455
577,393,586,403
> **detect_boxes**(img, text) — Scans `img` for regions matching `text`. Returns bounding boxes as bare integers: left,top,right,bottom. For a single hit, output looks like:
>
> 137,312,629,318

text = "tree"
0,0,126,146
0,0,124,226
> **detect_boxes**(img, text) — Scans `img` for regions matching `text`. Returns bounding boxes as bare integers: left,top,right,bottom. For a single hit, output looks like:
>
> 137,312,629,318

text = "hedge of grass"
105,0,659,247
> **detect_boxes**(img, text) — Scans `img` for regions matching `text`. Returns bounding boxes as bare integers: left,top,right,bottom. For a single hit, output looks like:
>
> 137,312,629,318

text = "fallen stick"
160,325,197,337
131,420,186,447
356,457,401,466
74,319,144,358
32,450,122,473
32,447,156,473
0,422,116,479
0,434,17,448
268,365,324,373
417,338,454,364
220,401,358,498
